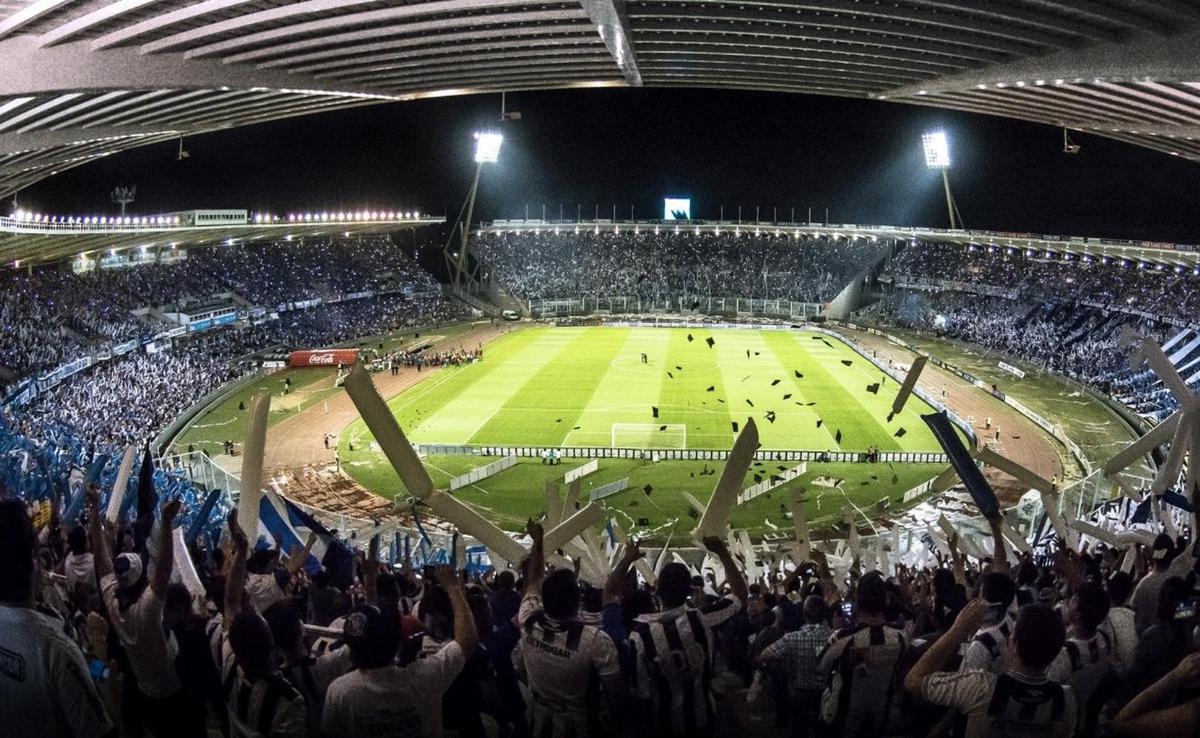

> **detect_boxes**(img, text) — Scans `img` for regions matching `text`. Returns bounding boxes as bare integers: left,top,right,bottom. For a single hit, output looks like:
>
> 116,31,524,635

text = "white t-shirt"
99,573,181,699
516,593,621,736
0,604,113,738
322,640,465,738
960,614,1014,675
1046,632,1112,719
1098,606,1137,669
246,572,287,613
64,552,96,599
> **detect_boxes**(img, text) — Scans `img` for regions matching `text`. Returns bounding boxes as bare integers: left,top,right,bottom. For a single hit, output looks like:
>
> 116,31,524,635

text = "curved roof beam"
151,0,571,57
883,28,1200,97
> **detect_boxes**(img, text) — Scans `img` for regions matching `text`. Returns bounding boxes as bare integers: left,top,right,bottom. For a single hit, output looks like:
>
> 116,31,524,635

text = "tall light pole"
922,130,957,229
446,131,502,290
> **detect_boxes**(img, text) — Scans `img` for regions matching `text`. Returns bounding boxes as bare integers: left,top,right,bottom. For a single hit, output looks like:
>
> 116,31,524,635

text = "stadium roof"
0,209,443,264
3,0,1200,198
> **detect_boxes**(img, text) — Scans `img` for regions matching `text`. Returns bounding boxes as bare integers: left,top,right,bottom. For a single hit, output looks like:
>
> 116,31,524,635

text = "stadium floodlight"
473,131,503,163
922,130,959,229
922,130,950,169
447,133,503,290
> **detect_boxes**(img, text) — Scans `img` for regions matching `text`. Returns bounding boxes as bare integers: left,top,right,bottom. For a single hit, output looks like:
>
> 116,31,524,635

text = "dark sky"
16,87,1200,243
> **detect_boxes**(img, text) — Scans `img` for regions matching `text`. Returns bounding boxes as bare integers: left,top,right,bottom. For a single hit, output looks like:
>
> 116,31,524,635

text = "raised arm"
703,536,748,604
1113,652,1200,735
434,566,479,654
223,509,249,629
905,599,984,696
987,516,1010,575
604,540,641,606
286,532,318,577
150,498,181,599
523,519,545,596
86,485,113,581
949,533,966,585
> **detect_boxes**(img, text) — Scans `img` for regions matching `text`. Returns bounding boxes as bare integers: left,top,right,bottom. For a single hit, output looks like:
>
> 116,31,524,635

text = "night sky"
16,87,1200,243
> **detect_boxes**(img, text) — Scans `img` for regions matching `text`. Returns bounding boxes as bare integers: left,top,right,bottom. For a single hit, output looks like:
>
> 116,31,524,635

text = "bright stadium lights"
922,130,951,169
922,130,959,230
473,131,503,163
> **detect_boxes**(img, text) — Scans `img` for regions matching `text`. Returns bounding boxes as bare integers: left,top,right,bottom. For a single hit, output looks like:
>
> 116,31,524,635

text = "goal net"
611,423,687,449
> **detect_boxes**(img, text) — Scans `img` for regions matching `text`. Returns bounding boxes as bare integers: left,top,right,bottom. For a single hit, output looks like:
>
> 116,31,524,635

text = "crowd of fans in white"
476,231,884,304
4,475,1200,738
877,243,1195,419
6,235,1200,736
885,241,1200,325
0,237,440,380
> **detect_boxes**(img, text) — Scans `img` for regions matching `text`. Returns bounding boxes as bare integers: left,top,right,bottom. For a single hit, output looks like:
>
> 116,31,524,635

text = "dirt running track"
263,322,511,475
841,327,1065,506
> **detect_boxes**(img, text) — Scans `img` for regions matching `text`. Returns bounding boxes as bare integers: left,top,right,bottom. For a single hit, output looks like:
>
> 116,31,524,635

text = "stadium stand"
4,230,1200,737
874,241,1199,420
477,230,885,303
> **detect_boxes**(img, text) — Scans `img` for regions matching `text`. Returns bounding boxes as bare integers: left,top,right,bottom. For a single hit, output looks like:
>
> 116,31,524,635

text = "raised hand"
85,483,101,512
950,599,986,638
162,497,182,522
432,564,462,593
227,509,248,550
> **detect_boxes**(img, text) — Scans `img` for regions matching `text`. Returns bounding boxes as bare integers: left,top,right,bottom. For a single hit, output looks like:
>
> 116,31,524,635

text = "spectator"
0,498,114,738
906,601,1076,737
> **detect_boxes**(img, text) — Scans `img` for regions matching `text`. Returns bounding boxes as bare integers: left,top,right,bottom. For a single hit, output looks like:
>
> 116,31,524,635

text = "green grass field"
345,452,945,538
337,325,949,537
341,326,943,452
173,322,479,456
886,328,1145,479
174,367,341,455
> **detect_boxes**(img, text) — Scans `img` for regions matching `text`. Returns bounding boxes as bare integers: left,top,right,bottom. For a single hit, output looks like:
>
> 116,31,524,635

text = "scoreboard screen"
663,198,691,220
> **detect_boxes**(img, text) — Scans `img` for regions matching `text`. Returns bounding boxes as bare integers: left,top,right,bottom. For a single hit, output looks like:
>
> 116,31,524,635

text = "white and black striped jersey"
211,628,308,738
515,593,621,738
921,670,1076,738
1046,631,1113,734
627,596,742,737
961,614,1015,675
816,623,908,738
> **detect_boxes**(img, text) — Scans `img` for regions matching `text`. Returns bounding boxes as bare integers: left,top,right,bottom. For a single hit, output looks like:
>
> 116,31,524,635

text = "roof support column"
579,0,642,86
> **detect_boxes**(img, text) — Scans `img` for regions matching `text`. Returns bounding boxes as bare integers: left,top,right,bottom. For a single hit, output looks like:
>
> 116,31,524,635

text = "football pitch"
338,325,948,537
344,325,942,452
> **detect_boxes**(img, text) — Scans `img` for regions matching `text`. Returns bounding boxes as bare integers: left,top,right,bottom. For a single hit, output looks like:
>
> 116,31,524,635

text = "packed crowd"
386,342,483,372
4,468,1200,738
12,352,236,450
184,239,439,309
476,231,885,303
870,290,1183,419
0,269,149,377
0,237,440,383
886,241,1200,324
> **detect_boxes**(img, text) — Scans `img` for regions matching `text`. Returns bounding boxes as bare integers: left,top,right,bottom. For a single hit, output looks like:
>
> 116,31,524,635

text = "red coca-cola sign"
289,349,359,367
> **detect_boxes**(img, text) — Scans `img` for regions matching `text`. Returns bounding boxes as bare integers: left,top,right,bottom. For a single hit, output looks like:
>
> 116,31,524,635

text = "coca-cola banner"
289,349,359,367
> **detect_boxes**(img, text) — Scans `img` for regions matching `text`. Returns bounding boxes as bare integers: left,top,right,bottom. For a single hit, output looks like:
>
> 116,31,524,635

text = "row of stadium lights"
11,209,182,226
490,225,879,242
965,243,1200,275
272,211,420,223
9,210,420,226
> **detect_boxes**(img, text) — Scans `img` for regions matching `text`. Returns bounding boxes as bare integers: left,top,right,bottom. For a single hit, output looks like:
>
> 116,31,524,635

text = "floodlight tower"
922,130,958,230
446,131,503,290
111,185,136,216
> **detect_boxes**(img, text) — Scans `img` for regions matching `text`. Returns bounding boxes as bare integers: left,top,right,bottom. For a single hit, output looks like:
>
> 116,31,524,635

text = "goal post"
610,423,687,449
